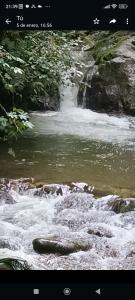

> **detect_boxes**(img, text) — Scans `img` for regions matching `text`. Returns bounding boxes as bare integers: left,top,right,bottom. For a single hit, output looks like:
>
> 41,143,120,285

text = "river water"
0,84,135,269
0,84,135,195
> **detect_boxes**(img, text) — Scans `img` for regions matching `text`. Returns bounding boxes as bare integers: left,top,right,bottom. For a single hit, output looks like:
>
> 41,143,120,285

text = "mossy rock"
110,199,135,214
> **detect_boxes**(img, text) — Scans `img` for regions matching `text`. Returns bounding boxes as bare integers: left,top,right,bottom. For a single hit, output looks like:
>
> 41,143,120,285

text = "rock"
126,251,135,258
35,94,60,111
34,185,58,197
33,237,89,255
78,36,135,116
88,228,113,238
109,198,135,214
0,239,11,249
77,62,98,106
56,187,63,196
6,178,35,194
0,238,20,251
69,182,94,194
0,191,16,205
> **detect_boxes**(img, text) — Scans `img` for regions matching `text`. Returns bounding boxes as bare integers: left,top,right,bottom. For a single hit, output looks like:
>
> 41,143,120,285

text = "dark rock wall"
77,37,135,116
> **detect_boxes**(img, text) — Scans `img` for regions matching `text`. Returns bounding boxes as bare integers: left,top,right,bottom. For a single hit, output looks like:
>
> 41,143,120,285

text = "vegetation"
0,258,31,270
76,31,126,64
0,31,127,143
0,31,74,143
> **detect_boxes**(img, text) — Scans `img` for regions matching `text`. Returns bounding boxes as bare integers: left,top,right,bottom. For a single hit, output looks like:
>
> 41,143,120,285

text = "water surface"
0,86,135,195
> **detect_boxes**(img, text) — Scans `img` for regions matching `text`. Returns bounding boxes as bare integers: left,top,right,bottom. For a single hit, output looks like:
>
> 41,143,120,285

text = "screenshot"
0,0,135,298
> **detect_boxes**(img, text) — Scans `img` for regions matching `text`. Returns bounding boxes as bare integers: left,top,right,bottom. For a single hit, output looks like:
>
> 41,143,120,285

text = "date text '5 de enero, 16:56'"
16,23,53,28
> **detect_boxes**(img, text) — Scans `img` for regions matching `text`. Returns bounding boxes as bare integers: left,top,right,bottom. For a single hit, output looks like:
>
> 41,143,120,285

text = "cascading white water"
0,184,135,270
59,82,78,111
40,80,135,145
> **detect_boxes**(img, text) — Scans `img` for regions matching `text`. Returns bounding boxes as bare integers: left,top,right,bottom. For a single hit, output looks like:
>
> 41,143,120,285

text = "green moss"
111,199,135,214
82,32,126,65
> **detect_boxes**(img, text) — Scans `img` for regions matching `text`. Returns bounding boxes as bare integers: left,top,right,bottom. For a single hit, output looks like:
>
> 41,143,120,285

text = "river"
0,84,135,270
0,84,135,195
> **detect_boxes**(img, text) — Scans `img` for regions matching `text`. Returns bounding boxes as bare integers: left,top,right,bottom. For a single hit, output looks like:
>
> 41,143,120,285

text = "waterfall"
60,82,79,112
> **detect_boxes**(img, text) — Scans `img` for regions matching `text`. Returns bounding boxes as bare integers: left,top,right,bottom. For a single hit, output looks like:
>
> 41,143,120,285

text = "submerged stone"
88,228,113,238
0,191,16,205
0,239,11,249
33,237,89,255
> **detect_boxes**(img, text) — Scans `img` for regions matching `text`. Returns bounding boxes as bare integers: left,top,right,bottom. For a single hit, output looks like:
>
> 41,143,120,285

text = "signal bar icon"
104,4,118,9
104,4,111,9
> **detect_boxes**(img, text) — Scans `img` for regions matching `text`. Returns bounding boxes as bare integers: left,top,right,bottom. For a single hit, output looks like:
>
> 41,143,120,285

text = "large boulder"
78,37,135,115
33,237,89,255
0,191,16,205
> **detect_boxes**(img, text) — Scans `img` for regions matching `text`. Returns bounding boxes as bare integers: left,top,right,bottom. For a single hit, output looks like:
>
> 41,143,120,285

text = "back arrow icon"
95,289,101,295
5,19,12,25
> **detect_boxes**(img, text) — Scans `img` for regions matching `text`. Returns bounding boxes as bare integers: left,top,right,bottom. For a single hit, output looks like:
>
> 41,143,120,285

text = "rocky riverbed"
0,178,135,270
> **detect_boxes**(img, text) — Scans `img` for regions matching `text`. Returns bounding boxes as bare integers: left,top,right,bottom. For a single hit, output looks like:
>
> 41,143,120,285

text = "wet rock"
0,178,9,187
0,184,7,191
69,182,94,194
34,185,58,197
7,178,35,194
33,183,94,198
126,251,135,258
33,237,89,255
0,191,16,205
90,195,118,211
35,183,44,189
110,198,135,214
88,228,113,238
56,187,63,196
78,36,135,116
36,94,60,111
0,239,11,249
33,187,44,197
0,238,20,251
43,186,56,194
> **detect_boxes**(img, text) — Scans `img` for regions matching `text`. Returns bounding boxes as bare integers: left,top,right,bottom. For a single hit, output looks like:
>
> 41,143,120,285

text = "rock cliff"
77,35,135,115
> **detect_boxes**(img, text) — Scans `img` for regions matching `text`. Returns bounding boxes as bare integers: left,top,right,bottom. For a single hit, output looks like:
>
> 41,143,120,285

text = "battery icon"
18,4,24,9
119,4,128,9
